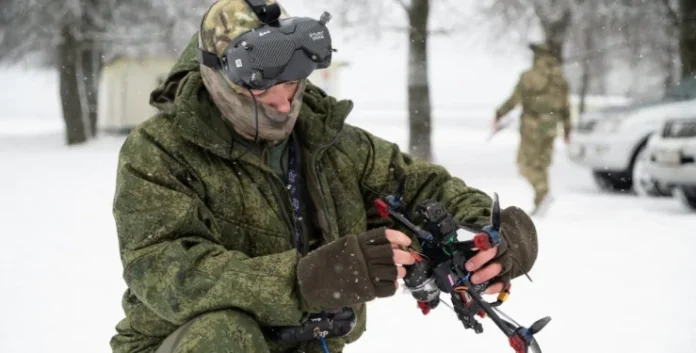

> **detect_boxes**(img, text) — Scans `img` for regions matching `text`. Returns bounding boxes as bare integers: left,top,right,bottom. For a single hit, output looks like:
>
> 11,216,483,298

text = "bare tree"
308,0,468,162
105,0,206,58
628,0,696,84
679,0,696,79
0,0,204,145
598,0,680,95
1,0,119,144
564,0,627,113
0,0,102,144
477,0,683,103
476,0,579,60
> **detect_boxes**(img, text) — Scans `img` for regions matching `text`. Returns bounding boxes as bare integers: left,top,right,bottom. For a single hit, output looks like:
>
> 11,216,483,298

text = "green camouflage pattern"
198,0,290,95
153,309,336,353
495,44,571,135
518,119,555,206
199,0,288,57
495,43,571,206
111,32,537,353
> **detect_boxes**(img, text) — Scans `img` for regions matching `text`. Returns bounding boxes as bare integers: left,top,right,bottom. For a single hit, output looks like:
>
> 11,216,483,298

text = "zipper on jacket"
267,174,300,248
291,136,311,256
261,147,303,253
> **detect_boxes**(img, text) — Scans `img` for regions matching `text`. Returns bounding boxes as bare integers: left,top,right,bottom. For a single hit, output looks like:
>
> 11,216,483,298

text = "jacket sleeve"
495,75,523,120
113,128,305,327
345,126,493,235
345,125,538,278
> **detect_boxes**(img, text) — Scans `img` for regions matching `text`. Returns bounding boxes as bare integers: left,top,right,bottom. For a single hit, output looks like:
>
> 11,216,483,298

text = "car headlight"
595,116,624,133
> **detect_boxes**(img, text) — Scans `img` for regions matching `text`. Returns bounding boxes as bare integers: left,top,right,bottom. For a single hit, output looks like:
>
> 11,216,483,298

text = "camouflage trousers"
154,309,345,353
517,118,556,207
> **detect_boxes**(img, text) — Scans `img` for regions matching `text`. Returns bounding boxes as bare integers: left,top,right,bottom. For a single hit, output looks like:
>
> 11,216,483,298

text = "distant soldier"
493,42,572,216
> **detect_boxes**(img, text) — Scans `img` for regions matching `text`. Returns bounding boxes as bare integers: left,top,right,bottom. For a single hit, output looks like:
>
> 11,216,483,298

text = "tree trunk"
662,42,677,89
680,0,696,79
578,66,590,115
407,0,432,162
80,0,104,138
80,41,102,137
57,24,87,145
540,8,573,62
578,23,594,115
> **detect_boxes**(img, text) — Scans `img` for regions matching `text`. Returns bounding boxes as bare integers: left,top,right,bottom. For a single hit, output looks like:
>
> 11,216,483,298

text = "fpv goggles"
197,0,335,91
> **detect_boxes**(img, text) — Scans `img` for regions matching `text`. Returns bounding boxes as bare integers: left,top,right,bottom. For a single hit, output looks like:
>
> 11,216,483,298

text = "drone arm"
460,279,516,336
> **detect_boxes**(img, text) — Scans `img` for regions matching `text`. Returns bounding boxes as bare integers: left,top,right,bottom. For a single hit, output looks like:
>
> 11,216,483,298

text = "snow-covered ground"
1,66,695,353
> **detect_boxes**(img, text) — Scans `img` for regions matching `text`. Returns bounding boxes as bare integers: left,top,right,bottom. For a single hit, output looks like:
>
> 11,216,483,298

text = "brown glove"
296,227,397,312
490,206,539,285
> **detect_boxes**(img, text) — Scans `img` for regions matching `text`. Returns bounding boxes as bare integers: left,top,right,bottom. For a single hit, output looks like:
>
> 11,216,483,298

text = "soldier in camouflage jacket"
495,42,572,213
110,1,541,352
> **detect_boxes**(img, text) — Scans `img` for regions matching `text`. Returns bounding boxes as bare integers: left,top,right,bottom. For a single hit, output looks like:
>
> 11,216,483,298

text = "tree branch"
392,0,409,12
660,0,680,29
81,2,112,32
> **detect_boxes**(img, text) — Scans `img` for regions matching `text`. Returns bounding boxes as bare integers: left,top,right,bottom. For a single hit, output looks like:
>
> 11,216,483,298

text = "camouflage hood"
197,0,305,143
148,33,353,158
148,33,201,115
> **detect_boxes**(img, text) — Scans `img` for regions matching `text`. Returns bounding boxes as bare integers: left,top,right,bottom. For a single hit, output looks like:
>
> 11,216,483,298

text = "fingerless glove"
491,206,538,284
296,227,398,312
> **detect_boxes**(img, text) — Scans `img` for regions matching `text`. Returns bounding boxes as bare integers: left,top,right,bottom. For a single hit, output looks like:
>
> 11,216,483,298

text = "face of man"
242,80,301,126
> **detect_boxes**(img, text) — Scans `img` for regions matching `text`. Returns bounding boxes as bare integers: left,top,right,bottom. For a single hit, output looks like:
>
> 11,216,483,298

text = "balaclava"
198,0,307,143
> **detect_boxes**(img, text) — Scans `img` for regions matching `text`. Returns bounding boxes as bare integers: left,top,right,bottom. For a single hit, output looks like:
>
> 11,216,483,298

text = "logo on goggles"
309,31,324,41
197,0,336,91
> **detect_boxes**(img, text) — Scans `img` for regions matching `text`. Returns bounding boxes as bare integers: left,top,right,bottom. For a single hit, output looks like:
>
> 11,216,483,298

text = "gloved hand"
296,227,415,312
464,206,538,294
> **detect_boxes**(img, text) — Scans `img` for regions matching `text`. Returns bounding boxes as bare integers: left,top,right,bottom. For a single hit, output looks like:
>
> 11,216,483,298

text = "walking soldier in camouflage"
494,42,572,216
109,1,542,352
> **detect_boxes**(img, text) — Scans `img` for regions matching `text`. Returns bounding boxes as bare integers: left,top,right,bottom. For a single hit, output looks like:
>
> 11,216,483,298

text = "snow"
2,64,696,353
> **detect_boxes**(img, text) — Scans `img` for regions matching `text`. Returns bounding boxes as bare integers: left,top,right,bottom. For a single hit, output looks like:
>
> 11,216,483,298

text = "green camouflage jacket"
110,34,527,353
496,53,572,138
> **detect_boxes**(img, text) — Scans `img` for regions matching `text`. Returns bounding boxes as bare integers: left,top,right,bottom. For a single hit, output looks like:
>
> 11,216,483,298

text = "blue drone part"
386,194,402,209
481,225,501,246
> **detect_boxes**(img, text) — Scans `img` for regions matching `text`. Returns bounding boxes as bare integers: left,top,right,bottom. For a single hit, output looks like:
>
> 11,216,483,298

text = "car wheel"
592,170,631,192
631,145,665,197
675,186,696,211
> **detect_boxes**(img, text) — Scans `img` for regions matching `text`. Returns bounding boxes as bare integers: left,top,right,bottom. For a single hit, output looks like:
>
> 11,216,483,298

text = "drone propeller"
524,316,551,353
500,316,551,353
529,316,551,335
528,338,542,353
491,192,501,230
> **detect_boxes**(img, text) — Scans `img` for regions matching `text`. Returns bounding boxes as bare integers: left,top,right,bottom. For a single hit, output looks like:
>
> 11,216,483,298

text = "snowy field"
1,68,696,353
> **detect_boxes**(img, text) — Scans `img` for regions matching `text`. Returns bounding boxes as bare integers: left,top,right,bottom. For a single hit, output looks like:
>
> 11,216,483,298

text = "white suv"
643,117,696,210
566,78,696,194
